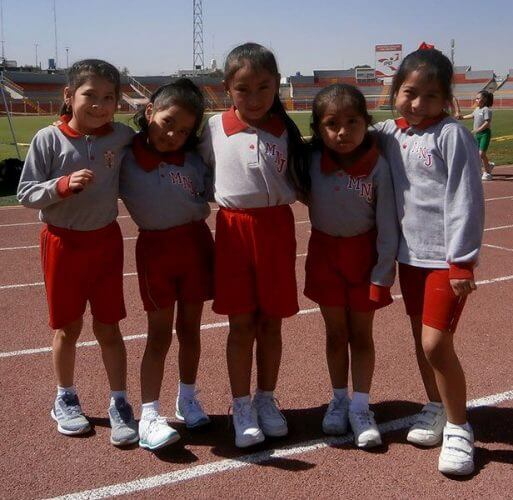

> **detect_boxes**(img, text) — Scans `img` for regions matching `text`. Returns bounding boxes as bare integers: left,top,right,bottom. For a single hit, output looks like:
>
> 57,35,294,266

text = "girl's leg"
348,310,374,394
174,301,210,428
422,326,467,424
255,314,282,392
52,317,83,387
140,307,174,403
320,306,350,436
227,313,257,398
175,301,203,384
480,150,491,174
320,306,349,390
254,313,288,437
227,312,264,447
92,319,128,392
409,315,441,402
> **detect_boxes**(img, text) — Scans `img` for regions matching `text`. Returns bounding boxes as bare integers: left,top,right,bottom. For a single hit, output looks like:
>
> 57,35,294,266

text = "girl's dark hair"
310,84,372,150
224,42,310,196
478,90,494,107
61,59,121,116
389,48,453,108
133,78,205,150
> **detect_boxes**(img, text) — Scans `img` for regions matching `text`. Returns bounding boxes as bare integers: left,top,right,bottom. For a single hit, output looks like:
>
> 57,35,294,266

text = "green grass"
1,109,512,206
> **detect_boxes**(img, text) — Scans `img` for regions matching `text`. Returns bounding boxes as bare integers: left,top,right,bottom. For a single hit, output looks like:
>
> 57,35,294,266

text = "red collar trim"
395,113,448,131
57,114,113,138
222,106,286,138
132,133,185,172
321,135,379,177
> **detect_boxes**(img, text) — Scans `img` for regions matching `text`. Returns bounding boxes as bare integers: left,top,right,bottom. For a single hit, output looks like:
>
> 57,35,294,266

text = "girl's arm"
17,131,74,209
472,119,491,133
441,124,484,282
370,159,399,301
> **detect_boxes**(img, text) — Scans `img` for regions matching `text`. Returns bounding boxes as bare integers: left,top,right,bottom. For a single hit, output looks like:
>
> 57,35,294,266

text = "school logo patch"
169,171,195,195
410,141,433,167
265,142,287,173
104,150,115,168
346,176,374,203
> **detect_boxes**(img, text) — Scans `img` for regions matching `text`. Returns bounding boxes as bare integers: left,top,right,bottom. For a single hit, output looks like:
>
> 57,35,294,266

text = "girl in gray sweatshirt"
375,47,484,476
304,84,398,449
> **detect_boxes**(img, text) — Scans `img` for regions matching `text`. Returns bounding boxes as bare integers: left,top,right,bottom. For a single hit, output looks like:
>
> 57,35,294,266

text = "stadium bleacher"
1,63,511,115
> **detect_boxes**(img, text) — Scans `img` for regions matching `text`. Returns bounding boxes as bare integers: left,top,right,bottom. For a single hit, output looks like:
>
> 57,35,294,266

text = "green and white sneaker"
139,412,180,451
51,392,91,435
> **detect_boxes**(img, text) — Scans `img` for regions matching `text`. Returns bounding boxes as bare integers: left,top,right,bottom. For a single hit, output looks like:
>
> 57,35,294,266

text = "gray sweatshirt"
17,122,133,230
308,146,398,287
198,109,296,208
120,137,211,230
374,116,484,274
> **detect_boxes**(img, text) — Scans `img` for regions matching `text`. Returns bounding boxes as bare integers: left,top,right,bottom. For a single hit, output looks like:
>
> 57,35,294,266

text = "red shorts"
305,228,392,311
40,221,125,329
398,263,467,332
214,205,298,318
136,220,214,311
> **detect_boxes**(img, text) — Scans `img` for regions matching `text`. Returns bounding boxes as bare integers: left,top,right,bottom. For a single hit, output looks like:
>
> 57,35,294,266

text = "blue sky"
2,0,512,77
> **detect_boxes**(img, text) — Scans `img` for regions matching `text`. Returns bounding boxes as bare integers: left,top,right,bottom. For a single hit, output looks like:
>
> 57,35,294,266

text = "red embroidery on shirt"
346,176,374,202
265,142,287,173
104,150,115,168
410,141,433,167
169,171,195,195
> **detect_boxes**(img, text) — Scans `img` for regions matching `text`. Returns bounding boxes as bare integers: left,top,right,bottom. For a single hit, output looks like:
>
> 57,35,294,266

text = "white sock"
255,388,274,399
446,421,472,433
333,387,348,400
233,395,251,406
429,401,444,408
110,390,127,405
141,401,160,419
178,382,196,399
350,392,369,413
57,385,76,397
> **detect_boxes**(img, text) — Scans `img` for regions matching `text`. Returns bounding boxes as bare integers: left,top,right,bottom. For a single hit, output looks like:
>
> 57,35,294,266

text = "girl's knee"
422,332,454,367
325,327,347,350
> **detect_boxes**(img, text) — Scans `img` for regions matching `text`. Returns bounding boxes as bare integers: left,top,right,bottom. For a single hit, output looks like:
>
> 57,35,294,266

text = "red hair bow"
418,42,435,50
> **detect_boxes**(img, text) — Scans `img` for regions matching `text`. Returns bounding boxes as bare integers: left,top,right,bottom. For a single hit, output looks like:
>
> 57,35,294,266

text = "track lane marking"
0,221,511,253
2,274,513,359
483,243,513,252
47,389,513,500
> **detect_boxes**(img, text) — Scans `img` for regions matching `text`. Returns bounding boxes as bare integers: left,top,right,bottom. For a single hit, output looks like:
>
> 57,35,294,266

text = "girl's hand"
450,278,477,297
68,169,94,192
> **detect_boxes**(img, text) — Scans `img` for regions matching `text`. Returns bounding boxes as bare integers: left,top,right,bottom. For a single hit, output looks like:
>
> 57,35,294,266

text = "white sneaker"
138,412,180,450
489,162,495,171
349,409,382,448
232,398,265,448
407,402,446,446
322,397,349,435
482,172,493,181
175,394,211,429
438,424,475,475
253,395,288,437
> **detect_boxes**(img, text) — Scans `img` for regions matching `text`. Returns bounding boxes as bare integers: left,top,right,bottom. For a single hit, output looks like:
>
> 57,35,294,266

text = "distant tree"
121,66,130,75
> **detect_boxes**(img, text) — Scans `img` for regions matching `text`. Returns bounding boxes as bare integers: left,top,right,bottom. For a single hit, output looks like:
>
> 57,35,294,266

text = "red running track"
1,165,513,498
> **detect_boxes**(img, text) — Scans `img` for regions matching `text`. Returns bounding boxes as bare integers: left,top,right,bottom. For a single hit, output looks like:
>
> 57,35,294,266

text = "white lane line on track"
0,255,310,289
47,389,513,500
1,275,512,359
485,195,513,202
1,221,510,253
0,307,320,359
483,243,513,252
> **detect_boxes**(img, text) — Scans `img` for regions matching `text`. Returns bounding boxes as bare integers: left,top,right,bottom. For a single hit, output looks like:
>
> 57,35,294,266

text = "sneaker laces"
352,410,374,428
254,396,285,420
231,399,256,427
111,399,133,424
327,397,348,417
61,393,83,416
180,392,204,415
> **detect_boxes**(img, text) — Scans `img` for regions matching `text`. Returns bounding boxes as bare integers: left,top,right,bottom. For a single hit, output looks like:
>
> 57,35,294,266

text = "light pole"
35,43,39,68
65,46,69,68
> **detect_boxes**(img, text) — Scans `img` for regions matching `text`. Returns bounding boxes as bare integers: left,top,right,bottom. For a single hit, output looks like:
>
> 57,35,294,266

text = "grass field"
1,109,512,205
